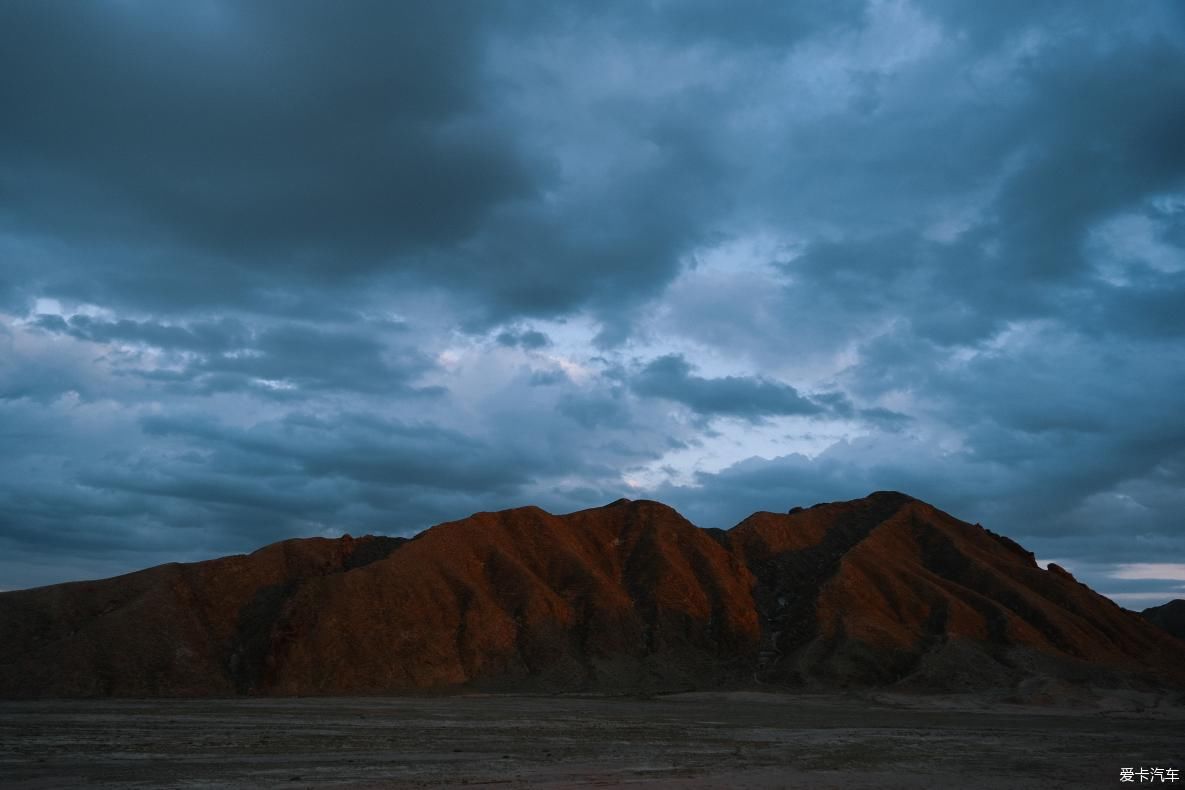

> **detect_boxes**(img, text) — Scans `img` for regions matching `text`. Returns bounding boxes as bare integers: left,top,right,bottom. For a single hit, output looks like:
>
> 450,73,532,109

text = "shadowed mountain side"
1142,600,1185,642
1,494,1182,698
0,535,405,697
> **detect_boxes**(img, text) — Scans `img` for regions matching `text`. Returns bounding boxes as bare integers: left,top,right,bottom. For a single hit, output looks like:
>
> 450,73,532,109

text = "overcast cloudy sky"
1,1,1183,606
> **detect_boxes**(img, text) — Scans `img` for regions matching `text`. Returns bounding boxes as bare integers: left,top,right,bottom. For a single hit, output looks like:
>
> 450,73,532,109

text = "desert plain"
2,690,1182,789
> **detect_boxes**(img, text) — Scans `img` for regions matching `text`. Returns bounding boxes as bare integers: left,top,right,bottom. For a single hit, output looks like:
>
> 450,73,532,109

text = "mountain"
1142,600,1185,641
1,492,1182,698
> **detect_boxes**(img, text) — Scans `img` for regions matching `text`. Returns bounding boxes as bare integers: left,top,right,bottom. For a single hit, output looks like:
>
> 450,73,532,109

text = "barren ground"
1,691,1181,788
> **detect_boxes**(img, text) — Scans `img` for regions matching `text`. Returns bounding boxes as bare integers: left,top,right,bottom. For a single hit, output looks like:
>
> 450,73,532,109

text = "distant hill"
2,492,1182,697
1142,599,1185,641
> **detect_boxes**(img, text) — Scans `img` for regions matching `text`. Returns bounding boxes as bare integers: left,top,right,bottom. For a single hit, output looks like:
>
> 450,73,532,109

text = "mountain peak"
866,489,917,503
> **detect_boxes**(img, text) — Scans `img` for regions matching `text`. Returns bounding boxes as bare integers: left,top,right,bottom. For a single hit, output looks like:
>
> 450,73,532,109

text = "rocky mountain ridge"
2,492,1182,697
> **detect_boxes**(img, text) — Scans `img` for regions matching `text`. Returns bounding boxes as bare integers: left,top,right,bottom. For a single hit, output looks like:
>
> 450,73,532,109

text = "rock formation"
2,492,1182,697
1142,599,1185,642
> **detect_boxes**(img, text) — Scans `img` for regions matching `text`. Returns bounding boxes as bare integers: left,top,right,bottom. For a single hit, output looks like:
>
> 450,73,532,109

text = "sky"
1,1,1183,607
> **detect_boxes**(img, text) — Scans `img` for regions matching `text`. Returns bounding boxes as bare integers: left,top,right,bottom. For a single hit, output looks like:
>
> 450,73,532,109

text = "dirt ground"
0,691,1181,788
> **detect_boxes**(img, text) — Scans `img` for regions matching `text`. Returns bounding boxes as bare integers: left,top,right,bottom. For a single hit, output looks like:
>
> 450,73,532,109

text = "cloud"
495,328,551,350
26,311,439,398
0,2,538,314
138,411,532,494
190,324,439,396
631,354,823,421
1109,564,1185,582
32,313,249,353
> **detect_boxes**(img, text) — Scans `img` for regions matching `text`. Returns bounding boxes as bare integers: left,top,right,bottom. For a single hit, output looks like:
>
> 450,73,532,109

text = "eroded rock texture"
2,494,1182,697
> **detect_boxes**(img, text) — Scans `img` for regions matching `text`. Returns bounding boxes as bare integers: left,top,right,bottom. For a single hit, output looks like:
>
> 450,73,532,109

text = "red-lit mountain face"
1,493,1182,697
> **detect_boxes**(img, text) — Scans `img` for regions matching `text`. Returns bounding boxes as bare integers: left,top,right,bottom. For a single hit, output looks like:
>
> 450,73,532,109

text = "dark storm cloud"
496,328,551,350
447,115,732,335
0,0,735,328
0,320,102,403
32,314,250,353
0,2,518,247
810,391,912,431
625,354,908,429
558,390,632,430
1,0,1182,332
586,0,867,48
1083,276,1185,340
739,33,1185,351
23,312,439,399
190,324,439,396
139,412,536,493
1001,46,1184,281
528,368,570,387
631,354,823,421
0,1,538,313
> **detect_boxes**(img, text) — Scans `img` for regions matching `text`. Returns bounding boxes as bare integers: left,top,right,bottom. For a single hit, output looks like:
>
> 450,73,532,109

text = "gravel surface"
1,691,1182,788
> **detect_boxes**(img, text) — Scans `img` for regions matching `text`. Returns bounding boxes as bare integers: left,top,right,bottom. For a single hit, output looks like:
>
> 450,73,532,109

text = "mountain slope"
258,500,759,694
0,534,404,697
1142,600,1185,641
1,493,1182,697
734,492,1183,689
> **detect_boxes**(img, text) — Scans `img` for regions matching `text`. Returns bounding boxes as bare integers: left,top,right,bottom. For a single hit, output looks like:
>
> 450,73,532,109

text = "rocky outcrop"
1,494,1182,697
